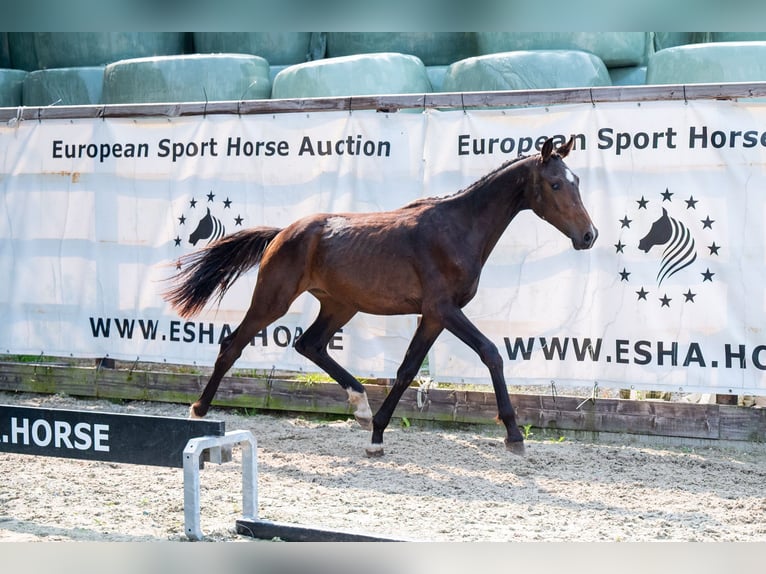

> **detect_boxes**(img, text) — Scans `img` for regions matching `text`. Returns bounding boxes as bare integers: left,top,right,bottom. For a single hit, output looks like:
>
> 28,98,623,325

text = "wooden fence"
1,359,764,445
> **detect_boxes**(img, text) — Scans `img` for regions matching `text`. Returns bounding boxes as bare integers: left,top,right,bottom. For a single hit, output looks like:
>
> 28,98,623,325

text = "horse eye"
551,182,560,191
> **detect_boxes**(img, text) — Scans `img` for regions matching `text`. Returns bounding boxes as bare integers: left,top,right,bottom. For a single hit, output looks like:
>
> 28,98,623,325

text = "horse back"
266,205,476,314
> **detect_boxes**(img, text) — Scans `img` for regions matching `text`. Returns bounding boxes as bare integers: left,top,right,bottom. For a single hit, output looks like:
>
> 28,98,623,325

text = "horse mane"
403,153,532,208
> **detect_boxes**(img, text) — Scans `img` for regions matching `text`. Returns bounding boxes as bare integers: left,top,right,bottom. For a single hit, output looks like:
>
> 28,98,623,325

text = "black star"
619,268,631,282
178,214,186,225
708,243,720,255
659,294,672,307
683,289,696,302
620,216,632,229
614,240,626,254
636,287,649,301
223,197,232,208
661,188,673,202
685,196,698,209
702,268,715,282
234,215,243,226
174,236,181,246
636,196,649,209
207,191,215,202
701,216,714,229
189,198,197,208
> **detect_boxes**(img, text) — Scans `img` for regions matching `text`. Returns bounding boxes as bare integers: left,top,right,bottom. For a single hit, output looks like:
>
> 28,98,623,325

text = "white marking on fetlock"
346,389,372,421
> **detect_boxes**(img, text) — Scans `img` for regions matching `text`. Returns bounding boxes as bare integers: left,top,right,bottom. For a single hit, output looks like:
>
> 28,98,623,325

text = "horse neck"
446,159,531,261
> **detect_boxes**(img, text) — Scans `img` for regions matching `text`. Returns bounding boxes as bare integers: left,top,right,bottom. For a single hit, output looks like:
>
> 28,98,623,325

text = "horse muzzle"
573,225,598,250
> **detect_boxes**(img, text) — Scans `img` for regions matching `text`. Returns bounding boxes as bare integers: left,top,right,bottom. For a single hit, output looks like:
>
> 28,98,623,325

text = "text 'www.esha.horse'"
163,136,598,457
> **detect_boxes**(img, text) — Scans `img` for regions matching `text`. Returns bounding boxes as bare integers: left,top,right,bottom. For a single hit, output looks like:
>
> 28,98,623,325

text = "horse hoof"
189,404,204,419
505,439,525,456
365,444,385,458
354,415,373,430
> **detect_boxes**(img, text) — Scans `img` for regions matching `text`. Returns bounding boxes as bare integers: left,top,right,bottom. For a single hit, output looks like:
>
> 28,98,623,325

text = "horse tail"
164,226,282,318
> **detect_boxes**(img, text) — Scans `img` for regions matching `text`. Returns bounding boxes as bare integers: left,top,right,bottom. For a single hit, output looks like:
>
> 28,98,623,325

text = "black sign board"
0,405,225,468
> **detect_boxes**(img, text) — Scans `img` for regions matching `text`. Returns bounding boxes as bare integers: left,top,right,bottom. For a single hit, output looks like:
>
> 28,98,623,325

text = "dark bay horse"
164,136,597,456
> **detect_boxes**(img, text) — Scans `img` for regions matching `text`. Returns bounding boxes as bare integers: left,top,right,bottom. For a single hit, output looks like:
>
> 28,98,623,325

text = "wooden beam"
2,82,766,122
719,405,766,442
235,519,404,542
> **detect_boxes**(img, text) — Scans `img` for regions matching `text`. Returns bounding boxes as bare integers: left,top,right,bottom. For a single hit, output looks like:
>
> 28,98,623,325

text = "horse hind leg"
191,280,300,418
190,326,244,417
190,313,273,418
293,299,372,429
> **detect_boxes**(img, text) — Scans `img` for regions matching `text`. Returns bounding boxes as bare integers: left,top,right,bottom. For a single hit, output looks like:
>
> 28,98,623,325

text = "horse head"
639,207,697,285
526,136,598,250
638,208,672,253
189,208,214,246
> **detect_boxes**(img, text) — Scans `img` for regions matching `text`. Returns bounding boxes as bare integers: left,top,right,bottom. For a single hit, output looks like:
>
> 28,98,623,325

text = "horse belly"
351,276,422,315
314,246,422,315
303,213,428,314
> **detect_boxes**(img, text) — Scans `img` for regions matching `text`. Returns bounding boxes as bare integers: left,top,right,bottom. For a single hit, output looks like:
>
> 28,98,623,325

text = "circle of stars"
174,190,244,248
173,191,245,270
616,188,720,309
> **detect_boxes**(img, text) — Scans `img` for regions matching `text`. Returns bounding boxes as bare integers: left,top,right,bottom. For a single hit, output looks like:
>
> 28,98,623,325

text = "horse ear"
557,135,575,158
541,138,554,163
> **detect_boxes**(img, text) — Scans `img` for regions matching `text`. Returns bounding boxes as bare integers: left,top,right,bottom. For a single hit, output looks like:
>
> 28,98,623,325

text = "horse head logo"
189,207,226,246
638,207,697,285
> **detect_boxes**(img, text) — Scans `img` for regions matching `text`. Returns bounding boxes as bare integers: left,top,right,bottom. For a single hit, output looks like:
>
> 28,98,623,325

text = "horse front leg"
366,317,442,457
293,299,373,428
443,308,525,455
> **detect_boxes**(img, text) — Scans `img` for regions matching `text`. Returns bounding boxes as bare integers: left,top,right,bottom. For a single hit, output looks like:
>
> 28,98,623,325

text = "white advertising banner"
2,100,766,394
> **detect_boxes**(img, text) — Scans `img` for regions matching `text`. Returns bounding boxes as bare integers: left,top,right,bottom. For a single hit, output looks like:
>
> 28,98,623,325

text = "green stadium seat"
8,32,186,71
475,33,648,68
23,67,104,106
272,53,432,99
325,33,477,66
102,54,271,104
192,32,318,65
441,50,611,93
0,69,26,106
647,42,766,84
609,66,647,86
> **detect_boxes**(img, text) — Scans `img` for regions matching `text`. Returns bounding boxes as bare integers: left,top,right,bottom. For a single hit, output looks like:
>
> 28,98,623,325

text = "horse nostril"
583,231,593,245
